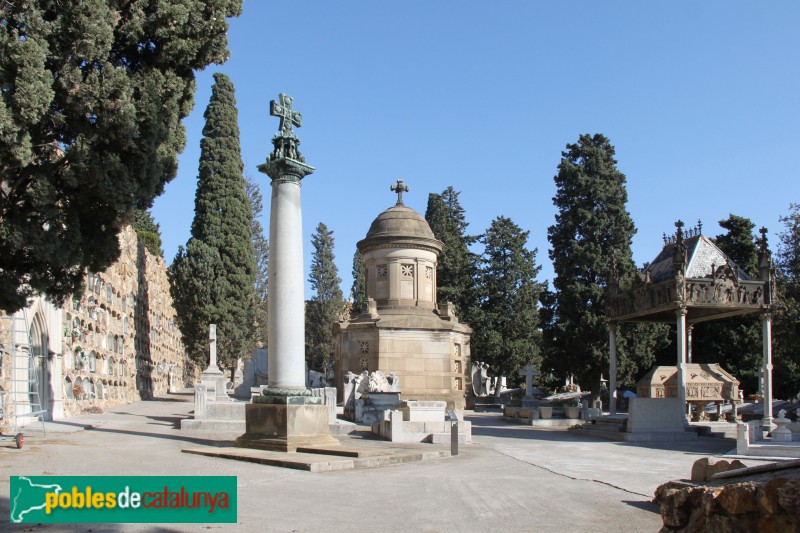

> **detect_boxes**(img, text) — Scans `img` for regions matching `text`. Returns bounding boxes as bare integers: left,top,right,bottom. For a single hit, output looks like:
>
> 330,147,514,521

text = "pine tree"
350,250,366,315
425,187,480,324
246,174,269,348
692,215,762,393
473,216,544,380
133,209,164,258
0,0,242,312
305,222,344,371
169,73,255,378
774,203,800,398
544,133,665,393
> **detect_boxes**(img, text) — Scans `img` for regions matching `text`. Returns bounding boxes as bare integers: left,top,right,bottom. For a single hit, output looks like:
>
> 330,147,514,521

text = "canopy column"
762,310,774,431
608,321,617,415
676,306,688,418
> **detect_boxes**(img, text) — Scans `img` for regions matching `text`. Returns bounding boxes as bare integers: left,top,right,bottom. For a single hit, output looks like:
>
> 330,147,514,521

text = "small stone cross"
519,363,540,398
270,93,302,137
391,179,409,205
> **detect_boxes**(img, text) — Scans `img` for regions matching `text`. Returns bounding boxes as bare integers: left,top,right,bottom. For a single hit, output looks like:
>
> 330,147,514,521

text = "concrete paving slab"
0,391,757,532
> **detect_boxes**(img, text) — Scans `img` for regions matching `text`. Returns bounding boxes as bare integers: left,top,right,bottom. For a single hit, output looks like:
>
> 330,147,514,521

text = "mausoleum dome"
358,204,443,253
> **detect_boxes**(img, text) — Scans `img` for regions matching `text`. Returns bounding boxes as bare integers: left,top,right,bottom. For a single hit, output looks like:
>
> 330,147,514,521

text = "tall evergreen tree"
425,187,480,324
715,214,759,275
692,215,762,393
0,0,242,312
133,209,164,258
473,216,544,380
350,250,366,315
774,203,800,398
169,73,255,378
246,174,269,348
543,133,664,393
305,222,344,371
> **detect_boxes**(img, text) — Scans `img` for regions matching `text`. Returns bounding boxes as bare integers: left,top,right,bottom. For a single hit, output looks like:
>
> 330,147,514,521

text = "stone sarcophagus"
636,364,739,403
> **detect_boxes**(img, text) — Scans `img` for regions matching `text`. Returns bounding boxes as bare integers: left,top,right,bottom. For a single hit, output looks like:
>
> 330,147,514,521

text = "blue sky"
152,1,800,298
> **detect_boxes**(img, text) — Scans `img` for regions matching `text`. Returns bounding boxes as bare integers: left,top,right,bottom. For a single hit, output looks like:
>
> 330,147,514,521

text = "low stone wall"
655,477,800,532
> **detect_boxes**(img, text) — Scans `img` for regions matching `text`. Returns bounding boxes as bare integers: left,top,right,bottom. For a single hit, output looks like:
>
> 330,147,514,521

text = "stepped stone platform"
183,437,450,472
570,414,700,442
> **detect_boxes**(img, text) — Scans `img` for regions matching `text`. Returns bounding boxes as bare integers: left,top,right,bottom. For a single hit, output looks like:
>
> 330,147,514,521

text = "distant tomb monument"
334,181,473,410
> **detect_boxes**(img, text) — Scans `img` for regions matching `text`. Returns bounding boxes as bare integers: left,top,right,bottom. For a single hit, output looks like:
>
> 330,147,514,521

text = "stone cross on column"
391,179,409,205
270,93,302,137
519,363,540,398
209,324,217,368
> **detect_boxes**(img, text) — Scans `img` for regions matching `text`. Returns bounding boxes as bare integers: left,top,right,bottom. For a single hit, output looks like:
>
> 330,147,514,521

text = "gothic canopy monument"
605,221,774,427
334,181,473,409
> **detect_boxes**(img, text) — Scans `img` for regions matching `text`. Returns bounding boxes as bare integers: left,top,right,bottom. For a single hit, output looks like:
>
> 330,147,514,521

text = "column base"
235,401,339,453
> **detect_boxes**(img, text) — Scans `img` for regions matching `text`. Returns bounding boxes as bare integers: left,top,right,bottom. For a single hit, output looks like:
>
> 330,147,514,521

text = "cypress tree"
425,186,480,324
133,209,164,258
0,0,242,312
350,250,366,315
473,216,544,380
544,133,665,393
169,73,255,378
715,214,759,276
775,203,800,398
306,222,344,371
247,174,269,348
692,215,762,393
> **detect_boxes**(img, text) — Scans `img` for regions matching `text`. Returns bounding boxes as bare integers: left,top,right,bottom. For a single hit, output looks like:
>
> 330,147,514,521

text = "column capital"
760,309,773,320
676,305,688,317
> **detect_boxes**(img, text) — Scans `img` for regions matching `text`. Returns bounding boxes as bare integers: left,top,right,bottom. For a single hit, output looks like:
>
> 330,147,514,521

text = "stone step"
570,428,628,442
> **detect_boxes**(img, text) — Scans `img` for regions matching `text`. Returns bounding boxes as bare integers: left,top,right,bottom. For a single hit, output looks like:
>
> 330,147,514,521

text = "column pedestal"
235,395,339,452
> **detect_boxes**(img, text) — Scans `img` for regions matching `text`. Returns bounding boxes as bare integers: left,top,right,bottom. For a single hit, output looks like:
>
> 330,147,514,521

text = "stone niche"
334,189,472,409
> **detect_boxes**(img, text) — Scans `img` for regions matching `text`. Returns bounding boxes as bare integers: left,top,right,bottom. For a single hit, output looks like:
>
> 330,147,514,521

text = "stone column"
687,325,694,364
676,306,688,419
608,322,617,415
236,93,338,452
762,311,774,431
266,178,306,391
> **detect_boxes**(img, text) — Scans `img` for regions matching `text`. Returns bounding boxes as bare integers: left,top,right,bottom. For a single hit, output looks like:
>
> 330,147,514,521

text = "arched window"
96,380,105,400
87,378,96,400
120,361,126,378
94,277,102,294
106,285,113,301
107,333,113,351
64,378,74,400
123,316,128,335
108,357,116,377
122,296,127,312
88,351,97,373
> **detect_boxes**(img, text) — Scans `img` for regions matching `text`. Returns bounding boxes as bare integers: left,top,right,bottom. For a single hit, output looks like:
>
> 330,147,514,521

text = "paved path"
0,392,758,532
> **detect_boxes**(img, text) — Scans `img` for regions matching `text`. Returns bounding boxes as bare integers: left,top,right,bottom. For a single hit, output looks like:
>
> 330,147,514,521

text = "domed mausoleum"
334,180,473,409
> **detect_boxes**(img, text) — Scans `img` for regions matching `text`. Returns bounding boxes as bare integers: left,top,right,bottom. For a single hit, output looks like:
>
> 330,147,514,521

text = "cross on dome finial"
391,179,410,205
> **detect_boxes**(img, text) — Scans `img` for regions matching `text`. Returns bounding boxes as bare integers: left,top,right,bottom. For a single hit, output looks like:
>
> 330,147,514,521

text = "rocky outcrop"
655,475,800,532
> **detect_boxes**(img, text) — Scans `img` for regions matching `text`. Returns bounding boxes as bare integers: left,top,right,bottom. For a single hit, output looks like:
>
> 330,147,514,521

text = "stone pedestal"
354,391,402,425
235,395,339,452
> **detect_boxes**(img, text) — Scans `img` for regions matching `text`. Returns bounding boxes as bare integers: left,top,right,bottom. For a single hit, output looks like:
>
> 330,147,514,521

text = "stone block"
691,458,747,482
627,398,687,433
401,400,446,422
